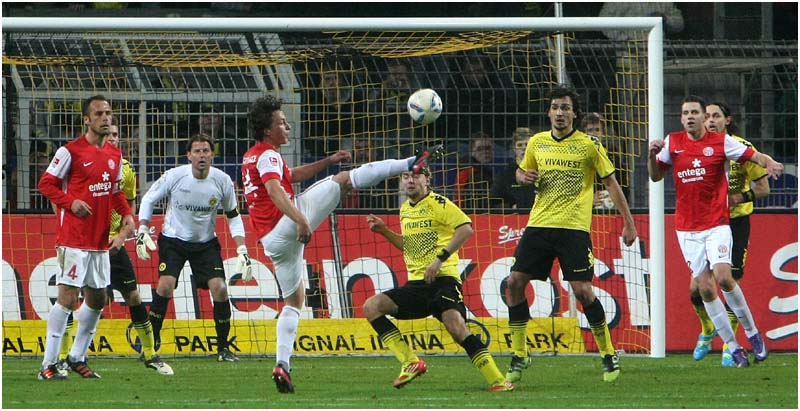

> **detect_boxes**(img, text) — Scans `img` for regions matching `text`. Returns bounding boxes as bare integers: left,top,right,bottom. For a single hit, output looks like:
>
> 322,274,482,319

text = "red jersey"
656,130,754,231
241,142,294,240
38,135,132,250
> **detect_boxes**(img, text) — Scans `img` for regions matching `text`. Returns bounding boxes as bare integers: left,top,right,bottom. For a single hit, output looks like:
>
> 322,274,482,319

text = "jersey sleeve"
656,135,672,166
257,150,284,182
435,194,472,229
38,147,75,209
221,172,239,213
518,137,537,171
121,160,137,201
46,146,72,179
138,168,173,222
724,134,754,163
591,137,616,179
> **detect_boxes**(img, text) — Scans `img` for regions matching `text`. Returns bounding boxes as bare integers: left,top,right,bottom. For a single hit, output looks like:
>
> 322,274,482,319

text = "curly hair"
547,84,581,119
248,94,282,142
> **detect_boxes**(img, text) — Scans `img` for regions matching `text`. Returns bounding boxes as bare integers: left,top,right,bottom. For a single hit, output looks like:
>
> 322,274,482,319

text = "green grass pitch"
3,353,797,408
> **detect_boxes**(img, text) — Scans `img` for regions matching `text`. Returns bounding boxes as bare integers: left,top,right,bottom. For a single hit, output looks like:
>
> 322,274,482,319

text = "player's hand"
328,150,352,165
516,169,538,185
297,220,313,244
135,225,157,260
366,214,387,233
648,140,665,158
235,245,253,282
108,234,126,256
70,199,92,218
766,158,784,180
424,260,441,284
621,225,637,247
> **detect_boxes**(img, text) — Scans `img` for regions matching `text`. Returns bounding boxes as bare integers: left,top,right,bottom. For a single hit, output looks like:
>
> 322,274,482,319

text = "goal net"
2,17,664,359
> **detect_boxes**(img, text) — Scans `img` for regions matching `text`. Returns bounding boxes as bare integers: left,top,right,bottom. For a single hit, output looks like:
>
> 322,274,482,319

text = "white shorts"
675,225,733,278
261,177,341,297
56,246,111,289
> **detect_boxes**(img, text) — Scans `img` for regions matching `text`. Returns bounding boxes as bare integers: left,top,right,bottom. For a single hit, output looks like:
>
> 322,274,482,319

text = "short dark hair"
248,95,282,142
82,95,108,117
186,133,215,153
681,95,706,111
707,101,738,135
547,85,581,119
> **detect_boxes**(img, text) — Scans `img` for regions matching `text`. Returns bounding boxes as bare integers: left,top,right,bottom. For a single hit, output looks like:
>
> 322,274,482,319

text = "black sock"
213,300,232,351
148,292,171,344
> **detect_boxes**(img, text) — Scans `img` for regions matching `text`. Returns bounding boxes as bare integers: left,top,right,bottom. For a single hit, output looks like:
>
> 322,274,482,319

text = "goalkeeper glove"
135,225,157,260
235,245,253,282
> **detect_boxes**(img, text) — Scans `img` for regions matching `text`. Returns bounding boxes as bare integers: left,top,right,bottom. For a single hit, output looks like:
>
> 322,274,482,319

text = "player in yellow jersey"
363,168,514,392
57,122,173,376
505,85,637,383
690,101,770,366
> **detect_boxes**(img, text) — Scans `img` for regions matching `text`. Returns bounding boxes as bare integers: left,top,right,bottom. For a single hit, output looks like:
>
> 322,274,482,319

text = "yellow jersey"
728,135,768,219
109,158,136,240
519,129,615,232
399,191,471,282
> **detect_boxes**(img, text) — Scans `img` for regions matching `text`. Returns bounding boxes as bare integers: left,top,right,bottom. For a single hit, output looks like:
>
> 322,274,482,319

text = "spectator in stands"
371,59,418,156
490,127,535,209
341,137,398,209
304,63,368,158
190,103,240,159
580,112,630,208
455,133,495,209
446,56,522,153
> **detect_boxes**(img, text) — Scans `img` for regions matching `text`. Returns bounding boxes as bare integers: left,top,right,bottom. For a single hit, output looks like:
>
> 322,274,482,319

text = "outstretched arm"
748,152,784,180
366,214,403,250
291,150,352,182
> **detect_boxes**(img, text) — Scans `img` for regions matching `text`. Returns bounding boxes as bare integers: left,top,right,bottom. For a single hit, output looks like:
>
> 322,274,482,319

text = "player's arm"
748,151,784,180
290,150,352,183
264,178,313,244
730,176,770,206
135,173,170,260
423,222,473,284
366,214,403,250
647,139,669,182
601,174,638,246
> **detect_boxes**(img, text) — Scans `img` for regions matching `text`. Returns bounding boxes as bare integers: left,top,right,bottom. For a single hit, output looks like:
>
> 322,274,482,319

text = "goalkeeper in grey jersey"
135,134,253,363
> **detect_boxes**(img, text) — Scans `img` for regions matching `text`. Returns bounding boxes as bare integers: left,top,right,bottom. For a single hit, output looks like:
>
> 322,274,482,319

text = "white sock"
68,305,102,362
276,305,301,370
42,303,72,368
349,158,414,188
703,298,740,351
722,284,758,337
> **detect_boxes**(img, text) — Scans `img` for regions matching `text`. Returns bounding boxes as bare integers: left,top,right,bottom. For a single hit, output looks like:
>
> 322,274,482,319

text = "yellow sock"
135,320,157,359
590,321,616,357
728,310,740,336
509,322,528,358
471,350,505,385
58,319,76,360
693,305,716,336
381,330,418,365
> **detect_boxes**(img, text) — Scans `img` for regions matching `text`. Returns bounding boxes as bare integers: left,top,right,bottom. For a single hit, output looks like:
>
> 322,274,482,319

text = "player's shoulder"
208,166,234,182
531,130,551,140
731,134,756,149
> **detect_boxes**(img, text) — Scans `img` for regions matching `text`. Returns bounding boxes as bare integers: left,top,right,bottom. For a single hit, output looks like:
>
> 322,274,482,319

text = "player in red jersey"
648,95,782,368
241,95,442,393
36,95,135,380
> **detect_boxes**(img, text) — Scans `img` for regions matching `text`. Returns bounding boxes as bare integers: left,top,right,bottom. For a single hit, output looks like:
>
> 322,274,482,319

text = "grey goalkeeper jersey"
139,164,238,243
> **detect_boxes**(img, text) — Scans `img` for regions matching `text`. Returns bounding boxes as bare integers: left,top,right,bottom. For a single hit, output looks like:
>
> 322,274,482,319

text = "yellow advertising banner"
3,317,584,356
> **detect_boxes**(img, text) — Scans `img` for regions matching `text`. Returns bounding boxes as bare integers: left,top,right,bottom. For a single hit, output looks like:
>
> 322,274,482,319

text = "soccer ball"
407,88,443,125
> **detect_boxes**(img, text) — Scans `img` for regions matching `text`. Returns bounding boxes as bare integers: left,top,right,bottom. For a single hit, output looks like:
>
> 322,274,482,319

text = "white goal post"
3,16,666,358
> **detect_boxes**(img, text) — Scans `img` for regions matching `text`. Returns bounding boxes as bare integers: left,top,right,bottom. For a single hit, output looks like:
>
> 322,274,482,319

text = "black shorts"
157,234,225,290
384,276,467,321
511,227,594,282
730,215,750,280
109,245,138,294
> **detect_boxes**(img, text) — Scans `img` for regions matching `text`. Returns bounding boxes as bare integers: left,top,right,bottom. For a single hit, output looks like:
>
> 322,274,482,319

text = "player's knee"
123,290,142,306
333,171,353,191
363,294,389,319
505,272,528,291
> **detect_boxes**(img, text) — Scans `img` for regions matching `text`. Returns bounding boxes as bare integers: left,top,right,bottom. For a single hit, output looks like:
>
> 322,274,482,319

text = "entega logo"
677,158,707,182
